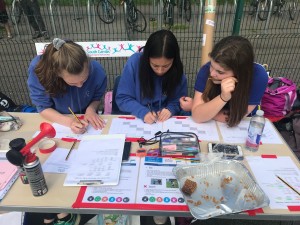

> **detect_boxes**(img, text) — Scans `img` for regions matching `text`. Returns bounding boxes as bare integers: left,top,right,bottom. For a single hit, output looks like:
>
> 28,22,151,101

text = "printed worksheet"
109,117,162,139
163,118,220,141
42,148,78,173
217,120,283,144
80,157,140,205
246,156,300,209
135,157,190,206
64,134,125,186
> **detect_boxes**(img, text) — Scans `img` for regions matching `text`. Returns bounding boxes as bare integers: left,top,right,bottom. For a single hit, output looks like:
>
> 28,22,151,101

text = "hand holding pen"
68,107,88,134
144,103,158,124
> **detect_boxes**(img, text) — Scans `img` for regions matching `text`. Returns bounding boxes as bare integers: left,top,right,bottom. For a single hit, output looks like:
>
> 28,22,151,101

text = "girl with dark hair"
27,38,107,135
116,30,187,124
180,36,268,127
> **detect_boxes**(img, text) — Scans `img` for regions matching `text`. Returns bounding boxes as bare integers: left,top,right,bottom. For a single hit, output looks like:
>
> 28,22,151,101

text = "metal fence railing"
1,0,299,106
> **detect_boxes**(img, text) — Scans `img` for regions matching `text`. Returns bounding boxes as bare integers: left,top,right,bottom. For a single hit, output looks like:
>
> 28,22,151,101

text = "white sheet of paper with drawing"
217,120,283,144
64,134,125,186
246,156,300,209
163,118,220,141
109,118,162,139
42,148,78,174
81,157,140,204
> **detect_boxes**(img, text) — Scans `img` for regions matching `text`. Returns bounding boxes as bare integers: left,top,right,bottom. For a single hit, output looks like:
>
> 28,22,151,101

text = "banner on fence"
35,41,146,58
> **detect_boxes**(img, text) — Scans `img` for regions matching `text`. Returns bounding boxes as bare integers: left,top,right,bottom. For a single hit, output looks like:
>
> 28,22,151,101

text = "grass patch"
172,23,189,30
150,21,189,30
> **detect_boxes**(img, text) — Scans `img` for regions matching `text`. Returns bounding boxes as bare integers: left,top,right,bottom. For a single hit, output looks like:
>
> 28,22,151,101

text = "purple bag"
261,77,297,117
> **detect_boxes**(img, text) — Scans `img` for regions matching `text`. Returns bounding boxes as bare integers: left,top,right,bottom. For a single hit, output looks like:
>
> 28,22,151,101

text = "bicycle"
96,0,116,24
288,0,298,20
121,0,147,40
249,0,298,21
10,0,23,25
163,0,175,28
178,0,191,22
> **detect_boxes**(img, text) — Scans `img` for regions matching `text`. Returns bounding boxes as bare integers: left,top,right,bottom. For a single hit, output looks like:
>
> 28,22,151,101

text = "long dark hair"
35,39,89,97
202,36,254,127
139,30,183,99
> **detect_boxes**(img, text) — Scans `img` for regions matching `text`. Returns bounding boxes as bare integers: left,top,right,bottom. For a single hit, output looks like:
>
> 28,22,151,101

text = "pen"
65,141,76,161
276,175,300,196
147,103,157,121
68,107,83,124
68,107,87,133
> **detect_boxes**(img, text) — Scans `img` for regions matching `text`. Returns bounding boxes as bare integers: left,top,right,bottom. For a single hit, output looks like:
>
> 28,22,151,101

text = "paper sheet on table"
51,121,106,139
163,118,220,141
109,117,162,139
135,156,191,206
217,120,283,144
33,121,107,140
64,134,125,186
42,148,78,173
81,157,140,204
246,156,300,209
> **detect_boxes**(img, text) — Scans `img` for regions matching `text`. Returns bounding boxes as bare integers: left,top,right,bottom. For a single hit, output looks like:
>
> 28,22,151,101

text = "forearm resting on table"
40,108,73,127
192,95,226,123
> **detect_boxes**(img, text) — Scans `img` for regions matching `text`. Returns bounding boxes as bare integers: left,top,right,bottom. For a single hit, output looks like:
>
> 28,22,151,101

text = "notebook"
0,161,18,190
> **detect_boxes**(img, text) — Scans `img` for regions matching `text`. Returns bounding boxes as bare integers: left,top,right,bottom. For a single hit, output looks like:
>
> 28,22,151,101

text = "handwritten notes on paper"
64,134,125,186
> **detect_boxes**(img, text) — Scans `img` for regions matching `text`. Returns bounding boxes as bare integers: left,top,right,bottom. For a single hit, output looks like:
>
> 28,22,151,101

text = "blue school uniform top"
27,55,107,114
194,62,268,106
116,53,188,120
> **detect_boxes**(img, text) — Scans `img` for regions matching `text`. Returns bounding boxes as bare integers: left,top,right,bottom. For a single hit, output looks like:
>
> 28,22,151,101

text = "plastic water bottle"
245,109,266,152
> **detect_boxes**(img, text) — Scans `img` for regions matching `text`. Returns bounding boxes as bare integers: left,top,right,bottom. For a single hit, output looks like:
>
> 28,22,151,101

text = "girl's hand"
180,96,193,112
84,111,106,129
157,108,171,122
70,119,88,134
144,111,157,124
220,77,238,101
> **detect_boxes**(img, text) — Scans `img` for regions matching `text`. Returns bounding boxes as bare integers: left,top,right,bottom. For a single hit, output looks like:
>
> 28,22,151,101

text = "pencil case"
159,132,200,157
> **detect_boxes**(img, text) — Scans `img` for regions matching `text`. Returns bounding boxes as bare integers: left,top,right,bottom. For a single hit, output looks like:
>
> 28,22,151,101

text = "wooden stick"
276,175,300,196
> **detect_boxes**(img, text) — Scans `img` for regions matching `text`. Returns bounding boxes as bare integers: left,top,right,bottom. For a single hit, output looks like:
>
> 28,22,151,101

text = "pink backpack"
261,77,297,117
103,91,113,115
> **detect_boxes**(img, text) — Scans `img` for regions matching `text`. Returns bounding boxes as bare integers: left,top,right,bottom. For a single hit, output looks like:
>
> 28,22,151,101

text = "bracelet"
219,94,229,102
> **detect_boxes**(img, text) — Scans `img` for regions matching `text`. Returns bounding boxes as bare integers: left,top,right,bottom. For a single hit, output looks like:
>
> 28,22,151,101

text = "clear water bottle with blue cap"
245,107,266,152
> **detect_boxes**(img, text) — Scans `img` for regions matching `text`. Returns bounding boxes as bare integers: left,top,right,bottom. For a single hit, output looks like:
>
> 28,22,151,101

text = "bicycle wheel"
258,0,271,21
97,0,116,24
163,1,174,28
125,18,135,40
248,0,258,15
184,0,191,22
288,1,297,20
127,4,137,23
132,8,147,32
11,1,22,25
